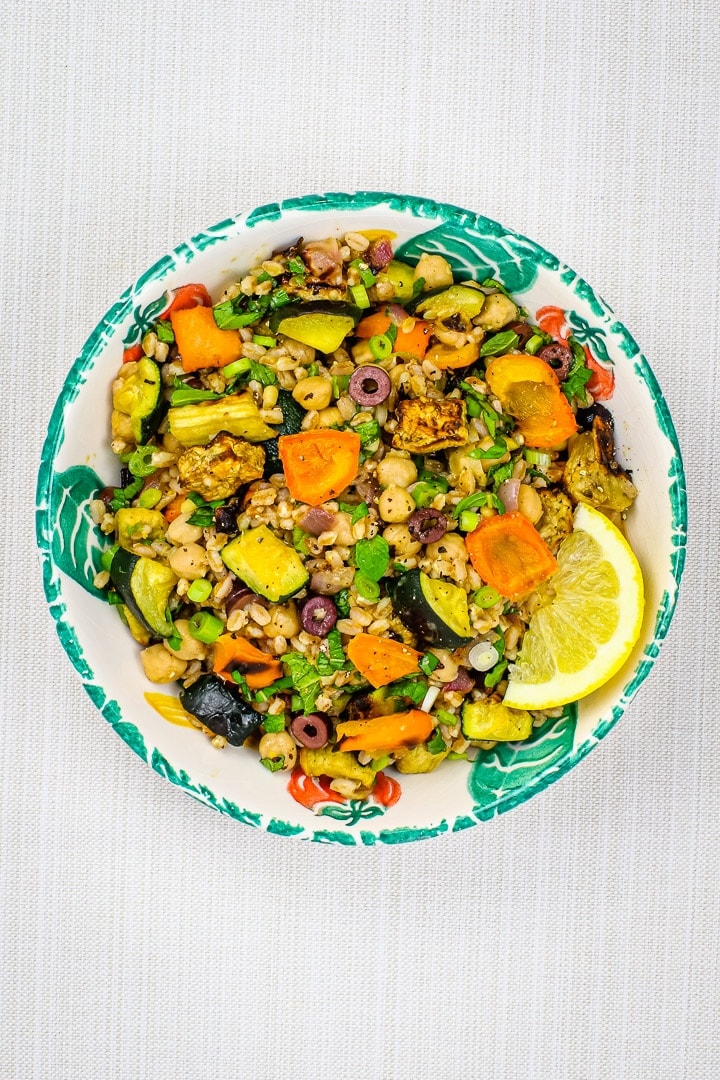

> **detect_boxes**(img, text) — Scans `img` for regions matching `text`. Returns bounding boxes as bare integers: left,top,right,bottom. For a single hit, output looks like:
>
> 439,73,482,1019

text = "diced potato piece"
462,701,533,741
299,748,376,788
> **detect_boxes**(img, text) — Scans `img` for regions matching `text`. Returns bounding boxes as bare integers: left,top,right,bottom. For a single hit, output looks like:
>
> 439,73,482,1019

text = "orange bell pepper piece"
485,353,577,448
346,634,422,688
356,309,433,359
278,430,361,507
170,305,243,373
337,709,434,753
213,634,283,689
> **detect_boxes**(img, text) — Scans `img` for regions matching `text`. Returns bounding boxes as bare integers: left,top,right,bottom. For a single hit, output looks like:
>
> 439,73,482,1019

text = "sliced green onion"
332,374,351,399
187,610,224,644
524,448,551,467
474,585,502,609
221,356,252,381
411,482,444,509
435,709,456,727
138,488,162,509
349,283,371,310
186,578,213,603
100,545,119,573
255,271,272,283
353,572,380,601
524,334,544,355
128,446,158,478
427,728,447,754
307,362,320,377
369,333,393,360
252,334,277,348
260,756,285,772
458,510,481,533
155,320,175,344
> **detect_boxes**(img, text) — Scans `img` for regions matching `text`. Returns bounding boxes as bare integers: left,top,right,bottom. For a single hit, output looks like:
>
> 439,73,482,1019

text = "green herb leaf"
283,653,321,714
262,715,286,733
355,535,390,582
480,277,514,300
468,438,507,461
269,288,292,308
292,526,309,555
562,336,593,404
452,491,505,518
484,658,508,689
248,360,277,386
155,319,175,344
387,677,427,707
170,386,223,406
410,276,426,301
335,589,351,617
487,460,514,491
392,561,410,574
427,728,447,754
419,652,440,676
350,501,369,525
231,670,252,699
480,330,519,357
326,629,347,670
435,709,456,727
286,256,305,276
260,756,285,772
187,505,217,528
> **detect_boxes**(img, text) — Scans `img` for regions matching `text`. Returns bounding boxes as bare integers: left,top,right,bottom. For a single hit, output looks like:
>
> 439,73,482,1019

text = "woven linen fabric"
2,1,717,1077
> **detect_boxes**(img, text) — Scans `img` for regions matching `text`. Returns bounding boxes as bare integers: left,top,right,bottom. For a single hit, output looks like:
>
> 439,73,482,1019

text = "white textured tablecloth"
2,2,717,1077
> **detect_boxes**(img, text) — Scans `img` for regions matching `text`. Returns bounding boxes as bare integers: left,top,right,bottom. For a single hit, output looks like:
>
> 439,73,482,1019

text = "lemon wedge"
503,503,644,710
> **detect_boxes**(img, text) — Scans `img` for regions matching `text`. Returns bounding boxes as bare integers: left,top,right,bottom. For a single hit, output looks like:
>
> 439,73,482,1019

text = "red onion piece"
497,478,521,513
299,507,337,536
386,303,409,325
443,669,475,693
367,238,393,270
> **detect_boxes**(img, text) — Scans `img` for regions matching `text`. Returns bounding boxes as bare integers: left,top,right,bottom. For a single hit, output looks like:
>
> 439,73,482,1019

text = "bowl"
36,192,687,844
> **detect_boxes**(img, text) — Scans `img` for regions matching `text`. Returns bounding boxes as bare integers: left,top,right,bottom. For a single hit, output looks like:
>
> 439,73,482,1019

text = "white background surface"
2,2,717,1077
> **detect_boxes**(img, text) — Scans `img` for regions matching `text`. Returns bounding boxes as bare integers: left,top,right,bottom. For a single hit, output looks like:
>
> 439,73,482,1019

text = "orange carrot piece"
355,310,433,359
346,634,422,689
213,634,283,690
160,283,212,319
425,341,480,370
170,306,243,373
485,353,577,448
337,709,434,753
278,430,361,507
163,492,187,523
465,512,558,600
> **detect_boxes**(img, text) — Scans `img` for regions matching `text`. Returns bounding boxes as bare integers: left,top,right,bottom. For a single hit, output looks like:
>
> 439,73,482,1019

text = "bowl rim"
36,190,688,844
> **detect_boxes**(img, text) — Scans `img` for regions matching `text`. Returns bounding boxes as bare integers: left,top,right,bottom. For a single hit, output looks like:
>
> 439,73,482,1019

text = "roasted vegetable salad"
90,230,641,801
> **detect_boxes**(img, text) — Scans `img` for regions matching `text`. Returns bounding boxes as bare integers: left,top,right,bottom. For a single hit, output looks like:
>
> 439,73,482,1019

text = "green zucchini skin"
110,548,176,637
179,674,264,746
391,568,473,650
267,300,363,333
123,356,164,442
262,389,305,478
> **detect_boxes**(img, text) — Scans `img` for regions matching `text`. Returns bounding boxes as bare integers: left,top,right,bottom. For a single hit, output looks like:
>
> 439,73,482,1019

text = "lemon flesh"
503,503,644,710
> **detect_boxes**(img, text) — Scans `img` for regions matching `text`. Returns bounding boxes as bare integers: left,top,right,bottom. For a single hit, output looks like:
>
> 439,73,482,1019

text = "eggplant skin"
179,674,263,746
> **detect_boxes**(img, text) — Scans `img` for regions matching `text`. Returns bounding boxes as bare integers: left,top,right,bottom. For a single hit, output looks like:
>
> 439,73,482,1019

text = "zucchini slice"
167,392,276,447
375,260,415,303
220,525,308,603
268,301,362,353
110,548,177,637
414,284,486,322
391,568,473,649
112,356,163,443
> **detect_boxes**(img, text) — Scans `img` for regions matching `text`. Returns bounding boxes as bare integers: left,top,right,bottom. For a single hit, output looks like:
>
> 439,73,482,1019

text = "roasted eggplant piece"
179,673,264,746
564,404,637,513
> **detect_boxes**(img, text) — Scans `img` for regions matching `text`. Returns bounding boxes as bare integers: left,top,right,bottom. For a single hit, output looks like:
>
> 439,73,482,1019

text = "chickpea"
258,730,297,771
429,648,459,684
162,618,207,661
166,513,204,546
167,543,208,580
378,484,415,523
316,406,343,428
140,644,188,683
292,376,333,411
377,453,418,490
517,484,543,524
264,603,301,638
333,512,355,547
382,523,422,555
426,533,468,562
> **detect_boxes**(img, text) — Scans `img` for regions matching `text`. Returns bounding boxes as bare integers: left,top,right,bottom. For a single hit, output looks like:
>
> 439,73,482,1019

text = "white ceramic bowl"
37,192,687,844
